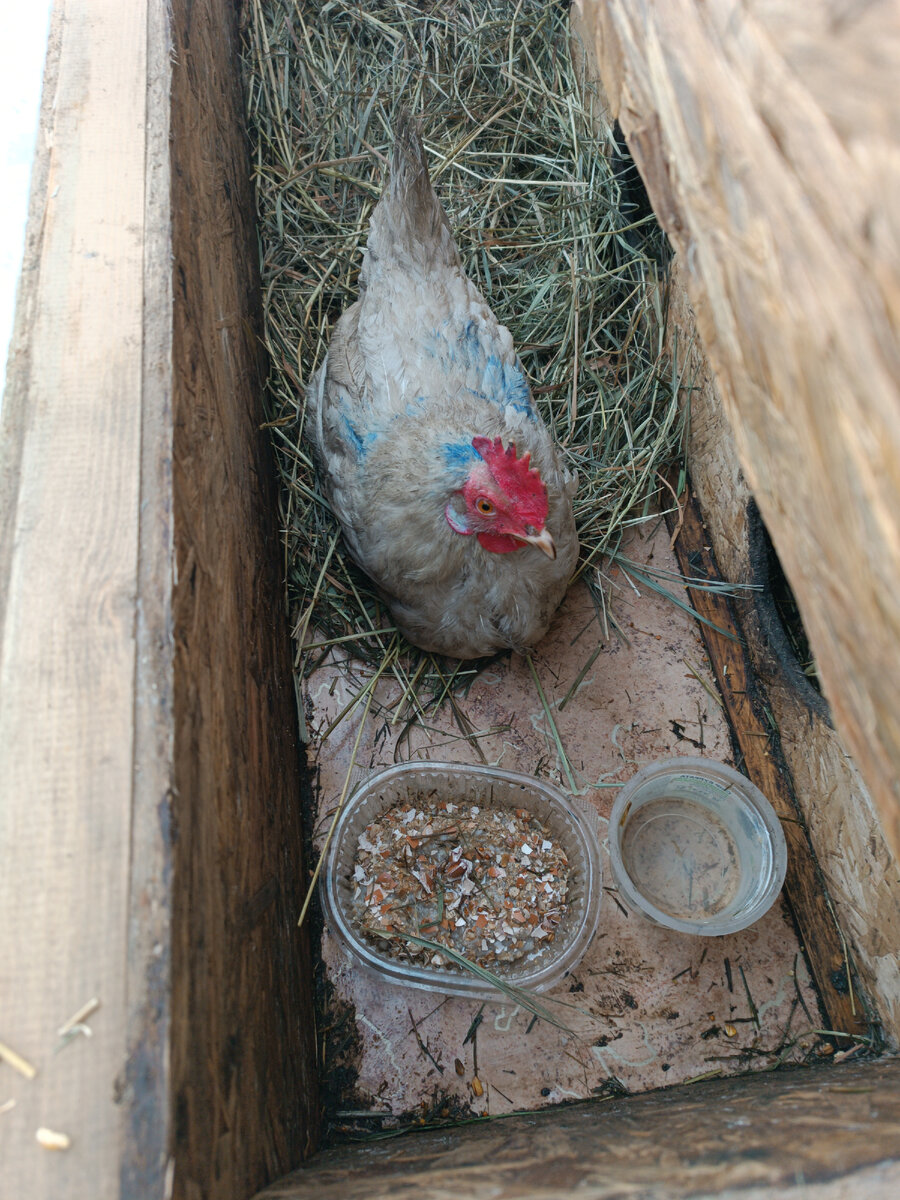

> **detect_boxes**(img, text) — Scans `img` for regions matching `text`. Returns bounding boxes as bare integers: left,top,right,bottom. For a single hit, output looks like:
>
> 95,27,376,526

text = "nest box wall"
574,0,900,863
572,0,900,1040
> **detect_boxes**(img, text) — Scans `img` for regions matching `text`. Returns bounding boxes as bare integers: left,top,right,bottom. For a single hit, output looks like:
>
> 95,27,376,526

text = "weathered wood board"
0,4,161,1196
574,0,900,861
167,0,320,1195
255,1057,900,1200
0,2,319,1197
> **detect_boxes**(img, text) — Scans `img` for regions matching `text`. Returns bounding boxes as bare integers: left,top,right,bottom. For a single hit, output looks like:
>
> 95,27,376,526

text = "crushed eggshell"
349,792,570,971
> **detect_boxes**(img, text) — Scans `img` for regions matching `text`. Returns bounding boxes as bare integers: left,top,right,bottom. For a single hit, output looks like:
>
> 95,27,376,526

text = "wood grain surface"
0,2,320,1196
574,0,900,860
254,1057,900,1200
667,486,871,1043
665,258,900,1046
168,0,320,1195
0,4,156,1197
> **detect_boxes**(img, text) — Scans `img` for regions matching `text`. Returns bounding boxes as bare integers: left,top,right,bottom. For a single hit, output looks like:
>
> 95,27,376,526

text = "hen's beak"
514,527,557,560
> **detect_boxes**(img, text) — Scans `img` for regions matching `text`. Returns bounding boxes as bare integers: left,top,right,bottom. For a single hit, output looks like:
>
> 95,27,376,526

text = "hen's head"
445,436,556,558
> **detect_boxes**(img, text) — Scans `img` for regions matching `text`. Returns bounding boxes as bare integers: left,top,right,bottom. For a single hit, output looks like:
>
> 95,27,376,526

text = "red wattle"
477,531,523,554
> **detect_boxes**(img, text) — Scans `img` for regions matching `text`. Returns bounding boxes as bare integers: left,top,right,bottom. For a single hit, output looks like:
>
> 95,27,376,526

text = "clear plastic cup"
607,757,787,935
322,761,604,997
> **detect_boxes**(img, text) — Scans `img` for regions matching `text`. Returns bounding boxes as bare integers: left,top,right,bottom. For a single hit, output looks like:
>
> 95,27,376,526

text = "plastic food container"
608,757,787,936
322,761,604,997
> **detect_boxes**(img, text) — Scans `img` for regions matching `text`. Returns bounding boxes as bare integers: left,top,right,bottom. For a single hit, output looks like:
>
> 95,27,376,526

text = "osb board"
256,1057,900,1200
307,524,824,1132
168,0,319,1196
666,259,900,1045
0,3,168,1197
573,0,900,862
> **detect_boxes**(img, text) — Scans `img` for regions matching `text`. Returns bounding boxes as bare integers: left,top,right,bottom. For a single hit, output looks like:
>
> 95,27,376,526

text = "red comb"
472,436,548,524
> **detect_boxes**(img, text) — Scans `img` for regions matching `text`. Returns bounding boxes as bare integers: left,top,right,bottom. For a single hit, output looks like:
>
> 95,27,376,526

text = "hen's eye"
475,497,495,516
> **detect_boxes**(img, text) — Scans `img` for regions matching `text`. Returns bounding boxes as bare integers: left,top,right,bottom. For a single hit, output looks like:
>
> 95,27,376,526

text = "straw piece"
365,928,575,1033
298,682,376,928
526,653,577,793
57,997,100,1039
0,1039,37,1080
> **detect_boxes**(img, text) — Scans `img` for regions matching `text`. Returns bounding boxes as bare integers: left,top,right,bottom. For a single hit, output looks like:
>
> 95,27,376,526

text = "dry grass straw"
244,0,683,699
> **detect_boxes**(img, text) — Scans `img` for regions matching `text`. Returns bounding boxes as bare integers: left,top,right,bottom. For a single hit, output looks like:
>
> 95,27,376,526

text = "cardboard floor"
303,521,822,1130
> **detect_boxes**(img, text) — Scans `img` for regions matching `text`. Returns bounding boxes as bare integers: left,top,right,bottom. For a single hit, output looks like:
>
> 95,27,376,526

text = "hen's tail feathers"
361,110,462,285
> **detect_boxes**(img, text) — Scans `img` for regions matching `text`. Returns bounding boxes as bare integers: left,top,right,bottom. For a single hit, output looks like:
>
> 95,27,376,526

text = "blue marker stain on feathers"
428,324,535,418
457,318,482,367
442,439,481,472
341,415,377,459
503,357,533,415
480,354,533,417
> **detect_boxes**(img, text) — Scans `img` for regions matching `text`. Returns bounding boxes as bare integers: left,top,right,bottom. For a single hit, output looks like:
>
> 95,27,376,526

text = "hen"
307,114,578,659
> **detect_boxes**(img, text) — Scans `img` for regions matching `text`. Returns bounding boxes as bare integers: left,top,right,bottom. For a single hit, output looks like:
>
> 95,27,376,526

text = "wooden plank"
119,0,176,1194
0,2,157,1196
0,2,321,1196
666,485,870,1042
254,1058,900,1200
166,1,320,1196
574,0,900,861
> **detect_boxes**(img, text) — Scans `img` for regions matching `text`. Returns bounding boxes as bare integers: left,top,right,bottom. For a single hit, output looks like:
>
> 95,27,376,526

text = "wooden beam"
167,1,320,1196
663,255,900,1046
254,1058,900,1200
666,486,870,1042
574,0,900,860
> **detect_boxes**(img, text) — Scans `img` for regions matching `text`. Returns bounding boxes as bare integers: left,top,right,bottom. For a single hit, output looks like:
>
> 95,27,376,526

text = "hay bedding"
244,0,683,699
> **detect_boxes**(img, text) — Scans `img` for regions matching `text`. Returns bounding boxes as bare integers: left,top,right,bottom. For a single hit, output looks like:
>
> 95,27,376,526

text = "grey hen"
307,114,578,659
